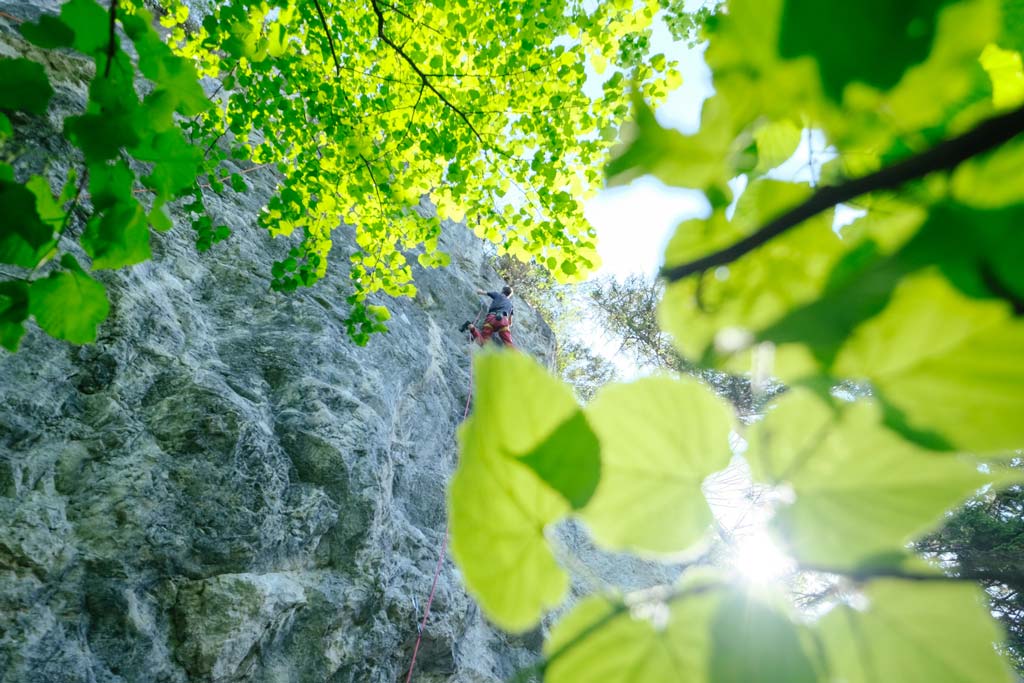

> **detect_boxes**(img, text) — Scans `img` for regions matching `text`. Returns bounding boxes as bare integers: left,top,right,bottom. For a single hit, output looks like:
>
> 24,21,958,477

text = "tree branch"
104,0,118,78
811,563,1024,589
662,103,1024,282
368,0,502,154
311,0,341,76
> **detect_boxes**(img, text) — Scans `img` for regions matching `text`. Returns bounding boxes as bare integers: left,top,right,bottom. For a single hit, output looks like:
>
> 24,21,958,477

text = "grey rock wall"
0,7,556,680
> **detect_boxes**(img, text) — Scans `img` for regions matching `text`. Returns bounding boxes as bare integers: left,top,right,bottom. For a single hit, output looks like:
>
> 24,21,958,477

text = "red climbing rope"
403,303,485,683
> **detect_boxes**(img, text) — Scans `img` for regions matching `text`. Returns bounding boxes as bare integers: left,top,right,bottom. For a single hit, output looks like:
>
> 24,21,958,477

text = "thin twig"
104,0,118,78
369,0,503,155
359,153,385,217
378,0,444,36
0,10,23,22
662,103,1024,282
312,0,341,76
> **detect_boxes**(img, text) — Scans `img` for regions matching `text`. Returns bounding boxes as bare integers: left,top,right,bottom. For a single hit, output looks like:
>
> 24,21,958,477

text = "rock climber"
460,285,515,347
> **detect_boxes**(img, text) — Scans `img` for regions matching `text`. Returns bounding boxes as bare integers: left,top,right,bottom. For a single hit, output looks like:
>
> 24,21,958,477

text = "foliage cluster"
448,1,1024,682
1,0,680,348
1,0,213,350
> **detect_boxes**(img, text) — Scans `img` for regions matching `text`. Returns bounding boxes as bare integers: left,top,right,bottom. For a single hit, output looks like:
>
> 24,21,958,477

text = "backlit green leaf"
834,271,1024,453
580,376,733,554
546,585,721,683
516,409,600,510
753,119,802,174
60,0,110,54
748,390,993,566
980,43,1024,108
709,590,820,683
28,254,109,344
659,179,837,370
818,580,1014,683
448,351,576,631
607,94,734,196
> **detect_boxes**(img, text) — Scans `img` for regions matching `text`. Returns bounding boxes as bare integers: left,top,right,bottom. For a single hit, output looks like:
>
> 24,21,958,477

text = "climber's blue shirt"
485,291,514,316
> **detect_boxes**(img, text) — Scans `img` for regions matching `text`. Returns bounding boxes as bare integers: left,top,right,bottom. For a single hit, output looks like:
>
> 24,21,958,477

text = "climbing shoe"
459,321,472,332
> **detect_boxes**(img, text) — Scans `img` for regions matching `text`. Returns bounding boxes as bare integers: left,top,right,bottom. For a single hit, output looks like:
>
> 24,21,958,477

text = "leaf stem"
661,103,1024,282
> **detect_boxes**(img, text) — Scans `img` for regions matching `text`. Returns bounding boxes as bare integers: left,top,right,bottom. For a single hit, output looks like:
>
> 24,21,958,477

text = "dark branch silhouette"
312,0,341,76
368,0,503,154
662,103,1024,282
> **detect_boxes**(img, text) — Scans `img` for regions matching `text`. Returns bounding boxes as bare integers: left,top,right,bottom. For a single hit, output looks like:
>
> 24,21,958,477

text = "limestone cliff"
0,6,556,679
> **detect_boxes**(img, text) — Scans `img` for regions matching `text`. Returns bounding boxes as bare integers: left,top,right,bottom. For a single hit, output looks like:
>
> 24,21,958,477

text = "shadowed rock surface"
0,5,557,680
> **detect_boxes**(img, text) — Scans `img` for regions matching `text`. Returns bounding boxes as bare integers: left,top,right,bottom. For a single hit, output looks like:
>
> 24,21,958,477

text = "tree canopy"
1,0,679,347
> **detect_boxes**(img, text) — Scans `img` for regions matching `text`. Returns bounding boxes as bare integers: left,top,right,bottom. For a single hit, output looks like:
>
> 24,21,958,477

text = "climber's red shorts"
470,313,513,347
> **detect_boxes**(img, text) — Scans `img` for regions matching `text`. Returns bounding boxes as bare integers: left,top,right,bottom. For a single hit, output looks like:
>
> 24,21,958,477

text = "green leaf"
60,0,111,54
979,43,1024,109
0,281,30,351
89,160,135,210
0,179,55,268
25,176,65,231
448,351,576,631
65,107,141,162
28,254,109,343
659,179,838,370
516,409,600,510
778,0,946,100
0,58,54,115
366,304,390,321
818,580,1014,683
20,15,74,49
121,10,209,116
580,376,733,554
230,173,247,193
81,202,151,269
709,590,820,683
133,129,203,197
0,113,11,141
752,119,802,174
747,390,993,566
148,205,174,232
951,138,1024,208
833,271,1024,453
545,583,721,683
607,94,734,194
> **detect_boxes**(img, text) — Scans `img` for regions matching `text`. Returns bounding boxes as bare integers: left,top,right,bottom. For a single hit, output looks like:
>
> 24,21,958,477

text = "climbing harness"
403,302,485,683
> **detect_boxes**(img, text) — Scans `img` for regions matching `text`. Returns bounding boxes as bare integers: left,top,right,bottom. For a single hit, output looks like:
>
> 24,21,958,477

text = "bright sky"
584,18,714,280
583,14,862,280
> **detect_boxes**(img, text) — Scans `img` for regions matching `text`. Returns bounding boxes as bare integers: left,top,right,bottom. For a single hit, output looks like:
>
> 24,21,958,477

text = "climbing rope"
403,302,485,683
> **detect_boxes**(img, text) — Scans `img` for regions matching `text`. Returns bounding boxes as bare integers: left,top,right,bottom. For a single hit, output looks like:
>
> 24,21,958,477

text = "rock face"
0,9,556,681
